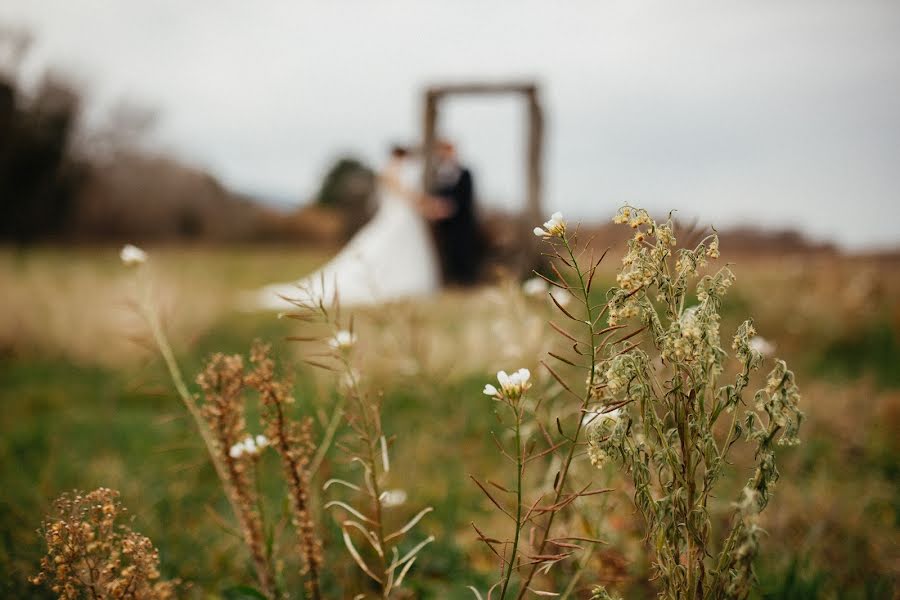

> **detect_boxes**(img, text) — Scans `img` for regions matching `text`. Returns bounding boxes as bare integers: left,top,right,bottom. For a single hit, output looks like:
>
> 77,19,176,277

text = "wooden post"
422,90,439,191
526,87,544,227
419,81,545,275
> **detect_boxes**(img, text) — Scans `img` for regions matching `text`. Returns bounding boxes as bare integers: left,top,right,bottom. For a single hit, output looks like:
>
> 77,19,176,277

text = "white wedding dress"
253,158,441,310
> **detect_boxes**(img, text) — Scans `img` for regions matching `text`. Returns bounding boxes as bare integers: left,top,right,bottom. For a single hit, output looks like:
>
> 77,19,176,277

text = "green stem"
137,275,278,598
499,408,524,600
366,433,390,597
308,395,345,477
514,237,597,599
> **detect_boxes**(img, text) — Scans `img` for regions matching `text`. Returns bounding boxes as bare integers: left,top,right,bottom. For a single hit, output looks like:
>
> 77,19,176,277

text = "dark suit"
431,166,482,285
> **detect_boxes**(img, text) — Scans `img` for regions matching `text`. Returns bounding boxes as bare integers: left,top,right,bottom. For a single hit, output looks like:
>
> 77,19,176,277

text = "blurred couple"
255,141,482,310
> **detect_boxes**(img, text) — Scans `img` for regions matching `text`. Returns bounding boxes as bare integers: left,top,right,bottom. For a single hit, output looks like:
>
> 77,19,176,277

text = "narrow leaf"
385,506,434,542
341,528,383,583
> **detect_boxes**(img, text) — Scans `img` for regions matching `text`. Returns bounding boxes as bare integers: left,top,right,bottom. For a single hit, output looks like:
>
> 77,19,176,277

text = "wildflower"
612,206,632,224
522,276,549,297
119,244,147,266
487,368,532,401
587,444,609,469
328,330,357,350
229,434,268,459
379,489,408,508
655,223,676,246
533,211,566,238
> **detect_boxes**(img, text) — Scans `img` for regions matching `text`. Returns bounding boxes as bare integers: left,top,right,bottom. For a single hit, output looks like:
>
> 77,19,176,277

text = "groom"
426,140,483,286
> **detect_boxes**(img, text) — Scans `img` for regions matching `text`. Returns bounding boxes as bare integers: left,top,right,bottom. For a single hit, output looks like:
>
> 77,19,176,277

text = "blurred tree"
316,157,374,208
315,157,376,240
0,71,85,243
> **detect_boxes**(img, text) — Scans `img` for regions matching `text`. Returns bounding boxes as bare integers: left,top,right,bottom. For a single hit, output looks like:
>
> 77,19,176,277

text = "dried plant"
196,343,325,599
125,249,325,598
32,487,178,599
248,342,323,600
124,247,281,596
196,351,277,597
587,207,803,599
281,291,433,598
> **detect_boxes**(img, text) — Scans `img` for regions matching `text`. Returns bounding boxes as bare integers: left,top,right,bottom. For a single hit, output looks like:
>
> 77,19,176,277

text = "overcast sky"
3,0,899,249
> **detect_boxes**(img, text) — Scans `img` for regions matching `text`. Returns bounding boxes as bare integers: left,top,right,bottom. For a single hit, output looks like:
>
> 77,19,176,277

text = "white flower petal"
379,489,408,508
119,244,147,266
522,277,549,296
497,371,510,387
483,384,499,396
329,330,357,349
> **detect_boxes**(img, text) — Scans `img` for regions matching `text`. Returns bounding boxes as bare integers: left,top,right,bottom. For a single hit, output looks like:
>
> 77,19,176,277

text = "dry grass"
0,246,329,367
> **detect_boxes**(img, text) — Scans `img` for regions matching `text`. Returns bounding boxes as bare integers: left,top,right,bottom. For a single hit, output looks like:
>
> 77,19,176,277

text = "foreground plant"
283,292,433,598
250,343,324,600
588,207,803,599
32,488,178,599
475,367,596,599
196,343,324,599
472,213,621,599
124,247,324,598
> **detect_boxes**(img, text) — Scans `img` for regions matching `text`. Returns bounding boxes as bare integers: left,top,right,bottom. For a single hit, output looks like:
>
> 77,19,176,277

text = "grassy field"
1,245,898,598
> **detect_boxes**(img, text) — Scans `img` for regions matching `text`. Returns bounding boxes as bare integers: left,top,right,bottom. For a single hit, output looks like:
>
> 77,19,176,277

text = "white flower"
379,489,408,508
497,370,510,387
522,277,549,297
328,330,357,350
119,244,147,266
510,368,531,386
491,367,532,400
229,434,268,459
749,336,775,357
533,212,566,238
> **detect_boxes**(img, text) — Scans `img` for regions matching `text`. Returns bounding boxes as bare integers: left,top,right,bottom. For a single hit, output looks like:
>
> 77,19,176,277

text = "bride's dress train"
252,161,440,310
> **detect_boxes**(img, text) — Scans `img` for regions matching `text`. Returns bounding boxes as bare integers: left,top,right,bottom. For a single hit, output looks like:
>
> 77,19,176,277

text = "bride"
253,146,441,310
